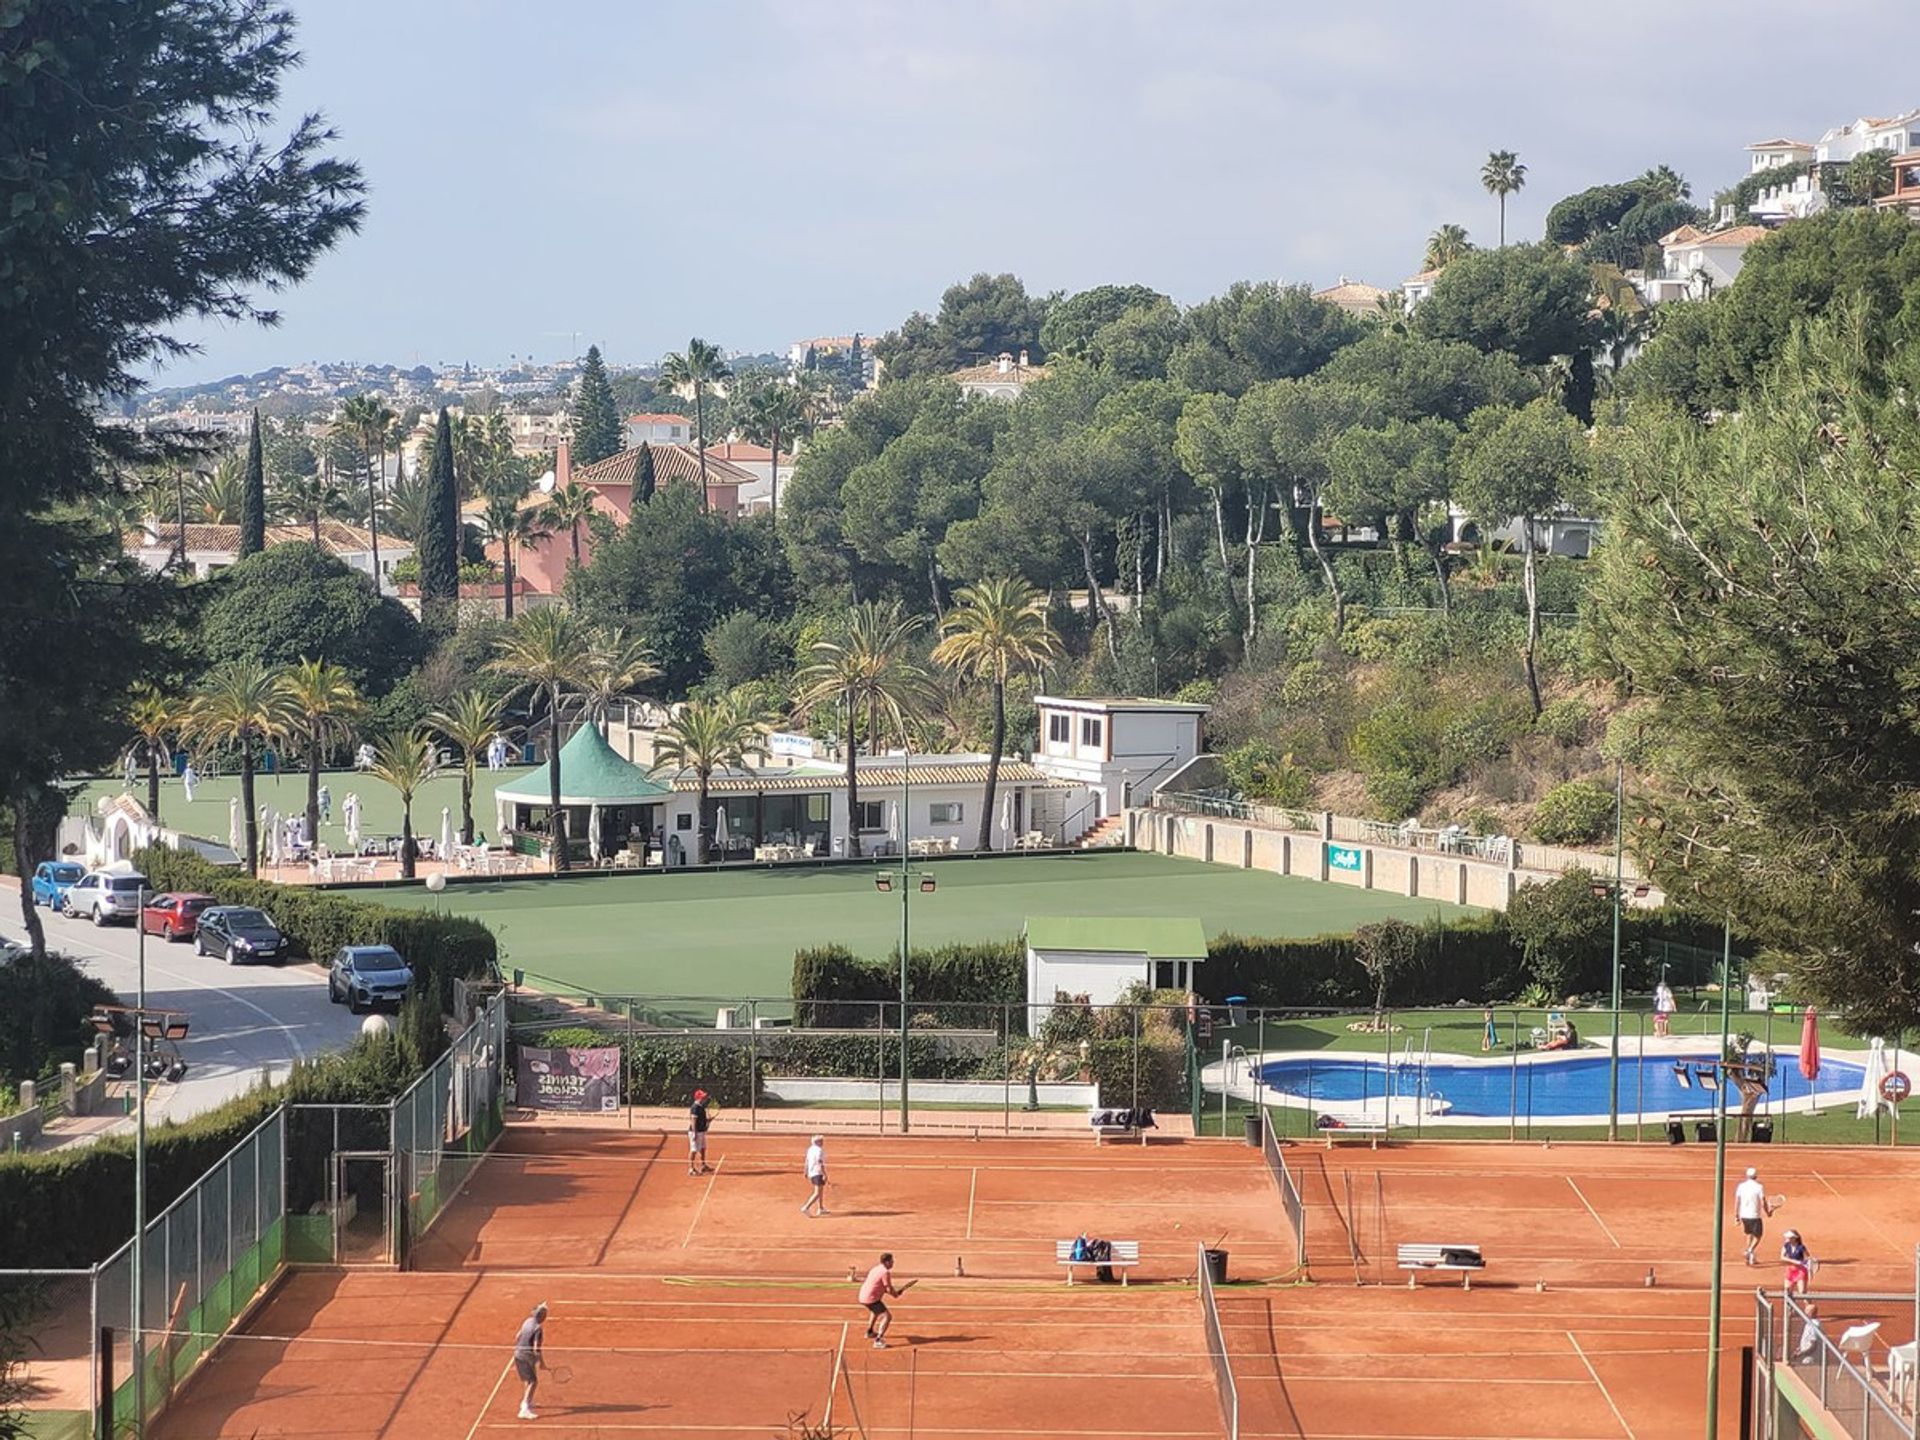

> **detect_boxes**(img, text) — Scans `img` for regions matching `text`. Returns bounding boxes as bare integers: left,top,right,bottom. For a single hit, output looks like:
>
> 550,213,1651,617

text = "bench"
1321,1123,1391,1149
1055,1239,1141,1285
1089,1108,1154,1146
1398,1242,1484,1290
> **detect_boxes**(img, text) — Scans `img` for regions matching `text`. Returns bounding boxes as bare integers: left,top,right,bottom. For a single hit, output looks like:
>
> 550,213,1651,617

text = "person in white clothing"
1734,1167,1773,1265
800,1134,828,1216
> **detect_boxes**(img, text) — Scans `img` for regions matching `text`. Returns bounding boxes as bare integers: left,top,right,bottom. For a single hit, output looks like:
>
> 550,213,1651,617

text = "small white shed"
1024,916,1208,1016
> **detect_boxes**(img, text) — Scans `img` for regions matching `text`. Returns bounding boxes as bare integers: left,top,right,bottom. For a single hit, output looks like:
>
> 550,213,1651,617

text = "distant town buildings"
623,413,693,448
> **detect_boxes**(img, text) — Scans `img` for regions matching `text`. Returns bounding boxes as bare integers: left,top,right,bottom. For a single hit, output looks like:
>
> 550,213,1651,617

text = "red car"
140,893,216,942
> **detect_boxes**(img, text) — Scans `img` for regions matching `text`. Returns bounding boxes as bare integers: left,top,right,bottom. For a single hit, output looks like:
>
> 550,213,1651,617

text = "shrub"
791,939,1025,1026
1506,869,1613,1000
1220,742,1315,807
0,951,115,1084
1363,766,1428,820
1535,696,1592,746
1531,781,1614,844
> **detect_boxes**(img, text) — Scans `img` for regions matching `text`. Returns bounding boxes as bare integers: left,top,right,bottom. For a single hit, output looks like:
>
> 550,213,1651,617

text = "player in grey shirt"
513,1303,547,1420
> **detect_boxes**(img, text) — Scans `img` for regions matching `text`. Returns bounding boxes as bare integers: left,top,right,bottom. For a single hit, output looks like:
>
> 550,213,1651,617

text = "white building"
1815,110,1920,164
1748,171,1828,227
622,412,693,448
125,520,410,585
706,440,794,518
1401,269,1441,309
1031,695,1210,820
1650,224,1769,301
951,351,1048,401
1024,916,1207,1015
1745,138,1815,174
1314,278,1390,318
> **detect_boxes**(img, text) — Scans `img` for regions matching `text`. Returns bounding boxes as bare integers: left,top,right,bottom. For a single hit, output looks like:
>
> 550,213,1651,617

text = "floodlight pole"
1703,914,1733,1440
1608,760,1624,1142
898,751,911,1134
132,884,147,1436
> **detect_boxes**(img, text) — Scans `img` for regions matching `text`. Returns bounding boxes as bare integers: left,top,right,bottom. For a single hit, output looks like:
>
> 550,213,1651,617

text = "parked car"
327,945,414,1014
0,937,26,967
194,906,287,965
140,893,216,942
62,870,148,926
29,861,86,910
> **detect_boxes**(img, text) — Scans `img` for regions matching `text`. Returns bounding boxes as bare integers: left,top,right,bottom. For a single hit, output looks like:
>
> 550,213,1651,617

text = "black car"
194,906,287,965
327,945,414,1014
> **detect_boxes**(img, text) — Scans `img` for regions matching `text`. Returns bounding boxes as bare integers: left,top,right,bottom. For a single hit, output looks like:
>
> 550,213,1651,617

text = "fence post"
1132,1006,1141,1115
1508,1010,1519,1143
748,1000,758,1134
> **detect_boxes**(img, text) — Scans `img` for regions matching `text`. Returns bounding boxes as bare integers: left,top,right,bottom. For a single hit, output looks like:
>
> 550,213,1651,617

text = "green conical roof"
496,725,672,804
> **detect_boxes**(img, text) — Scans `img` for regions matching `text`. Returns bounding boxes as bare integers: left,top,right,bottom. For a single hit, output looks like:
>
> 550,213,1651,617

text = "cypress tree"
418,406,460,626
634,441,656,504
570,344,623,464
239,408,267,556
848,332,863,388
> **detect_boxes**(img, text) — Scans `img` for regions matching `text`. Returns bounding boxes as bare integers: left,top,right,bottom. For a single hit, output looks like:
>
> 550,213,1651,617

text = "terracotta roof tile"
574,442,754,489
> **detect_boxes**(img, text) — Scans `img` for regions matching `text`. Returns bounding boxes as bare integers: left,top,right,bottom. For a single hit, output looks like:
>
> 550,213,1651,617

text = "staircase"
1079,814,1127,849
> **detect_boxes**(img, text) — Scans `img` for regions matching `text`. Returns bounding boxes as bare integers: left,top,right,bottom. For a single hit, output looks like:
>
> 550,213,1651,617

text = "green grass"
375,851,1473,1008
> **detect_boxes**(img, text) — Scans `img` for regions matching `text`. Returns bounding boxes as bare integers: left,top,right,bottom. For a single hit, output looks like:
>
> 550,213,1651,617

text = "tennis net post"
1197,1241,1239,1440
1260,1109,1307,1269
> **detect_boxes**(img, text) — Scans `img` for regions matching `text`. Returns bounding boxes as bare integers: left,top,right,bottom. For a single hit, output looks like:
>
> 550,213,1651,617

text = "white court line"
1567,1331,1636,1439
682,1155,726,1248
464,1357,516,1440
966,1167,977,1239
1565,1177,1621,1248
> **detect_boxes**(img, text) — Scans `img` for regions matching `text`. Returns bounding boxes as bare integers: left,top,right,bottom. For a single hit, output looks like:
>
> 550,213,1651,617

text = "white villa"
951,351,1049,401
125,520,409,585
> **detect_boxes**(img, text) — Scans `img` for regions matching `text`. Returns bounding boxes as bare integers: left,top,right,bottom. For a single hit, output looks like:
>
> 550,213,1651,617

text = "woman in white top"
1653,981,1676,1038
800,1135,828,1216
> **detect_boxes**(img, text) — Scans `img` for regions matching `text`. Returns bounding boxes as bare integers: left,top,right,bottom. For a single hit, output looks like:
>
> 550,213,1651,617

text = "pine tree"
634,442,656,504
848,332,863,389
417,406,461,628
570,344,623,464
239,408,267,556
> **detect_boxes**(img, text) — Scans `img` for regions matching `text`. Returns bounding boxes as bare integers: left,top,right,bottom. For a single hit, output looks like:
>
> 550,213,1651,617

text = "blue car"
30,862,85,910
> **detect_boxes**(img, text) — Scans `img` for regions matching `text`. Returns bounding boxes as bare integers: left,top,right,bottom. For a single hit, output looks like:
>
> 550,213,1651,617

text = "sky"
165,0,1919,384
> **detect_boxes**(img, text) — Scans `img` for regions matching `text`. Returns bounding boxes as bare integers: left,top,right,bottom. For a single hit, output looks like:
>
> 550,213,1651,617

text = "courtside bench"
1398,1242,1484,1289
1055,1239,1141,1285
1321,1123,1393,1149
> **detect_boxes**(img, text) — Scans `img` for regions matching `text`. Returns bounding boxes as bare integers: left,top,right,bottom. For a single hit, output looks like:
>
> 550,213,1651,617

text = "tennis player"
688,1089,712,1175
1734,1167,1774,1266
859,1253,913,1348
513,1302,547,1421
800,1134,828,1216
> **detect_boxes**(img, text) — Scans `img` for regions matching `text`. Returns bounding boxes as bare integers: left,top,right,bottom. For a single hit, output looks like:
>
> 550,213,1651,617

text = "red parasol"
1798,1007,1821,1082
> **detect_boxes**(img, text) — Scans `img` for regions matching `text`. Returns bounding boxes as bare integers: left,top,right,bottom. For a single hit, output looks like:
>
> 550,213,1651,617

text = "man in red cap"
687,1088,712,1175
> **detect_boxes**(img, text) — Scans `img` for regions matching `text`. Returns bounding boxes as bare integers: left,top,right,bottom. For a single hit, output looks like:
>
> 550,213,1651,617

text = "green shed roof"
495,725,672,805
1024,917,1206,961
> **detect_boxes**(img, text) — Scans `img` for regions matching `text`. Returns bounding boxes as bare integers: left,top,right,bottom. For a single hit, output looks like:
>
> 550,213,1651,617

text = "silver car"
62,871,149,925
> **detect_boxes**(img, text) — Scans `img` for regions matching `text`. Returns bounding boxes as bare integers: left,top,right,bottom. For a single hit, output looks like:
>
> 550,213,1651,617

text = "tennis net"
1261,1110,1307,1268
1197,1242,1239,1440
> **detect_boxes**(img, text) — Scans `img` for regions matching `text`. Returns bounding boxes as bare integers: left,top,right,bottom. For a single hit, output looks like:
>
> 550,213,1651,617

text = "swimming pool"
1253,1050,1867,1120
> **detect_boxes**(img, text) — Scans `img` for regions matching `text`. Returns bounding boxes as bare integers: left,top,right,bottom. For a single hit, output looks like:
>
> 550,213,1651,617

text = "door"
332,1151,393,1265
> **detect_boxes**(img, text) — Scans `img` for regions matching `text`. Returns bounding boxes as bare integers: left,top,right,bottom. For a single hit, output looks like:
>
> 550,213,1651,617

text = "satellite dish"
537,469,556,492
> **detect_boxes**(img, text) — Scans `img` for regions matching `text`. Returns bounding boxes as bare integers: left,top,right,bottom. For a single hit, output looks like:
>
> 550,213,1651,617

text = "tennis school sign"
1328,845,1364,872
517,1045,622,1113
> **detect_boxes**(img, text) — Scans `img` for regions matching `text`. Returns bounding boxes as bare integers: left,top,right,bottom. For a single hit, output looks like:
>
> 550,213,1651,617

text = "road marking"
967,1166,978,1239
682,1155,726,1248
1567,1330,1636,1439
1566,1177,1621,1248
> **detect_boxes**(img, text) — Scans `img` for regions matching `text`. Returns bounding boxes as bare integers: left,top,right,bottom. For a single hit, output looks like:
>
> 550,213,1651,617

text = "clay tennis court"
148,1128,1919,1438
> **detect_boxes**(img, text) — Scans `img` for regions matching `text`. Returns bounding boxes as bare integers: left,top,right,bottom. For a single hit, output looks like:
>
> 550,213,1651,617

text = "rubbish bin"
1752,1118,1775,1143
1226,995,1248,1026
1204,1248,1229,1284
1243,1113,1263,1147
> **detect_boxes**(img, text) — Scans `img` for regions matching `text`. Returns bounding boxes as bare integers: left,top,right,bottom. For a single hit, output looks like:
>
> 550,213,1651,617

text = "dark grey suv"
327,945,414,1014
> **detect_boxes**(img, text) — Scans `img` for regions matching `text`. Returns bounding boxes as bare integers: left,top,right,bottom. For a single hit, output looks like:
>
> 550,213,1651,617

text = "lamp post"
873,752,934,1133
1591,764,1650,1143
1703,915,1734,1440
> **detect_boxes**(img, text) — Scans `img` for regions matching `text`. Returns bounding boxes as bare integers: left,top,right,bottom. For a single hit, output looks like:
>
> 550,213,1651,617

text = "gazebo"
495,725,672,864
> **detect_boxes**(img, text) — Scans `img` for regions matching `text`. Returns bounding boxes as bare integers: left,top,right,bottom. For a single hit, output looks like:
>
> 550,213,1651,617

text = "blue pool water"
1256,1051,1867,1119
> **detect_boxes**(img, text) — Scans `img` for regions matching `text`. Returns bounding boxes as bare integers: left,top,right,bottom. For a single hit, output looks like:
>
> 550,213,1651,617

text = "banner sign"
767,731,816,760
517,1045,621,1113
1328,844,1363,872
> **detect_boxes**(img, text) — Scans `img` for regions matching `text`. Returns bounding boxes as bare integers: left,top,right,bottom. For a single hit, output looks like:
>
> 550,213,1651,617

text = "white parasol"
887,799,899,851
344,793,361,848
714,805,728,857
1000,790,1014,849
588,804,602,864
266,810,280,868
228,797,240,854
1858,1037,1894,1119
440,807,452,862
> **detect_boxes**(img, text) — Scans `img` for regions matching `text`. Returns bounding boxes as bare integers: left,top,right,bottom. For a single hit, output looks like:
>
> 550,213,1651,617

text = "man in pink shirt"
857,1252,913,1349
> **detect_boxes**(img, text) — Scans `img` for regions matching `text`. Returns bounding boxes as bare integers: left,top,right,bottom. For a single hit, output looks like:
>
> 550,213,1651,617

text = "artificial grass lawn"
377,851,1473,1010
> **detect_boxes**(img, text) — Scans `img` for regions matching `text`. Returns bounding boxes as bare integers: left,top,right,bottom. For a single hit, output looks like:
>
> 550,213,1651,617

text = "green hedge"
0,949,116,1084
133,845,497,1009
791,939,1026,1026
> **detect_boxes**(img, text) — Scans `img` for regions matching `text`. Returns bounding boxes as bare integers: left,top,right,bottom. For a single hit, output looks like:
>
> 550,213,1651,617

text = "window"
675,812,692,831
805,794,830,823
929,802,963,825
1046,713,1070,745
1079,716,1104,749
857,801,884,831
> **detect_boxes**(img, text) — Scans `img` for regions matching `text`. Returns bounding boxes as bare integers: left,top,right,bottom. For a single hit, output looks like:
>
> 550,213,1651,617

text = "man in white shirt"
800,1134,828,1217
1734,1167,1773,1265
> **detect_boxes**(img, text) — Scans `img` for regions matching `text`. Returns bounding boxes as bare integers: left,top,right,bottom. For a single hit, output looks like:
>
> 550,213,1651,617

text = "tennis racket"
1767,1193,1788,1212
896,1279,919,1295
546,1363,574,1385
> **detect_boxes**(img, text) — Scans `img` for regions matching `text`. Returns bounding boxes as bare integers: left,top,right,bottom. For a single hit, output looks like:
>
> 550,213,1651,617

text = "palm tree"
187,455,247,524
1846,149,1894,206
482,489,551,620
1424,224,1473,271
1637,164,1690,203
364,729,439,879
381,457,432,543
429,689,506,845
339,393,397,593
126,690,178,821
659,338,732,510
188,660,294,874
488,609,593,871
932,578,1062,851
734,380,806,530
1481,150,1527,245
579,626,661,734
648,692,767,865
545,481,599,568
796,601,928,858
276,462,349,544
277,659,363,847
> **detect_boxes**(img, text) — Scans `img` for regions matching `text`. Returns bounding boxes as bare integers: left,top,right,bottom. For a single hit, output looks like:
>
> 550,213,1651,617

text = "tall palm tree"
482,489,551,620
126,689,178,821
1845,149,1894,206
187,455,247,524
276,463,349,544
277,659,364,847
339,393,397,593
796,601,928,858
544,481,599,568
734,380,806,530
648,692,767,865
1481,150,1527,246
659,338,731,510
381,457,432,543
188,660,294,874
932,578,1062,851
1637,164,1690,203
429,689,506,845
1424,224,1473,271
488,608,593,871
579,626,661,735
365,729,439,879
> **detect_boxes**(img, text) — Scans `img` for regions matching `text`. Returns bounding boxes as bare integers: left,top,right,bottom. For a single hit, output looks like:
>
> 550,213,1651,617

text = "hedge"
0,949,117,1084
792,939,1025,1027
132,846,497,1009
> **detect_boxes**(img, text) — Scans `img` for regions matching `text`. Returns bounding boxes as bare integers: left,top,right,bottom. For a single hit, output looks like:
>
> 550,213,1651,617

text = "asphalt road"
3,898,364,1124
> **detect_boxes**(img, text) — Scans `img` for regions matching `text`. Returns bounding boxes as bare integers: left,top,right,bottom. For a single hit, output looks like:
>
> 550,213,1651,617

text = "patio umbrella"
1798,1007,1820,1082
887,800,899,849
1001,790,1014,848
228,798,240,854
266,811,279,868
440,807,452,861
588,804,602,864
1858,1037,1892,1118
714,805,728,857
344,794,361,848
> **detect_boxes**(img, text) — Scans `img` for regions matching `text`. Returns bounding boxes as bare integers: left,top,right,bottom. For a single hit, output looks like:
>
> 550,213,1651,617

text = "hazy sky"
165,0,1917,383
